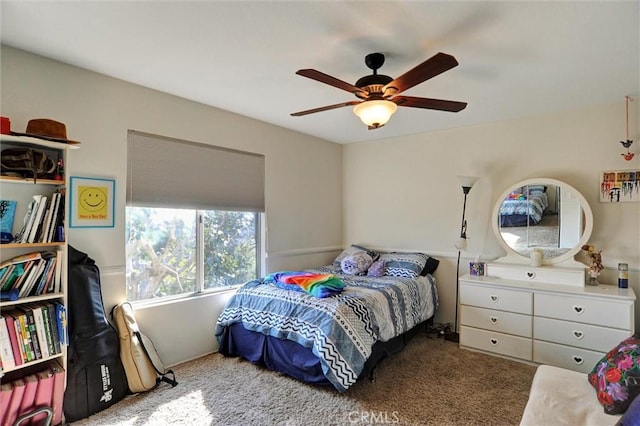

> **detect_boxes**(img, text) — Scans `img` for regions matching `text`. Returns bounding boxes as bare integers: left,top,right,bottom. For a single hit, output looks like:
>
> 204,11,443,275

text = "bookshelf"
1,134,77,425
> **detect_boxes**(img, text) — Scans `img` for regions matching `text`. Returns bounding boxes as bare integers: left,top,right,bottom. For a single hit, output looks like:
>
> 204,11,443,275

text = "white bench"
520,365,621,426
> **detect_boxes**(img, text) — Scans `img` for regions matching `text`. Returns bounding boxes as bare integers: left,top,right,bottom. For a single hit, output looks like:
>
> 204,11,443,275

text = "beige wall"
1,46,343,365
343,102,640,327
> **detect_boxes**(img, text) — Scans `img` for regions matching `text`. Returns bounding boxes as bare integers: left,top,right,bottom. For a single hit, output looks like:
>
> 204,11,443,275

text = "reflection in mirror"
497,183,585,260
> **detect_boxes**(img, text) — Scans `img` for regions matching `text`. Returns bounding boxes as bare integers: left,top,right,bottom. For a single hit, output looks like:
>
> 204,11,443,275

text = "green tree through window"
126,207,258,302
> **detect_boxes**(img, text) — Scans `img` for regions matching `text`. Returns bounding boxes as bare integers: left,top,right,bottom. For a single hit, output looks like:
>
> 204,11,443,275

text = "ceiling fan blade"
291,100,361,116
393,96,467,112
296,69,368,96
383,52,459,97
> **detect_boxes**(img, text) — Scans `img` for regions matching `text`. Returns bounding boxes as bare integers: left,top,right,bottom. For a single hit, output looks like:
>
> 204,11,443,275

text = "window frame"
126,206,264,306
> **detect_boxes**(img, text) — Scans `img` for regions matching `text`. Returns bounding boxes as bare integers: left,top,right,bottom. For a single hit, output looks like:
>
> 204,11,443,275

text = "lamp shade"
455,237,468,251
457,175,479,190
353,100,398,128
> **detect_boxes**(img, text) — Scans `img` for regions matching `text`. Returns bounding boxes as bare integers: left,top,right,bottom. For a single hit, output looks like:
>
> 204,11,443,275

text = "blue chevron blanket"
215,265,438,392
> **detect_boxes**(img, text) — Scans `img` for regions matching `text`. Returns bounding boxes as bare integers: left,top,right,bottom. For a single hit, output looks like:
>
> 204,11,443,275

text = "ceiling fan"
291,52,467,129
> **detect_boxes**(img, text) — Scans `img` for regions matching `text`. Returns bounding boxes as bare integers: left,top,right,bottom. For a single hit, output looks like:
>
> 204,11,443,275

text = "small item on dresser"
469,261,485,276
618,263,629,288
530,248,543,267
582,244,603,286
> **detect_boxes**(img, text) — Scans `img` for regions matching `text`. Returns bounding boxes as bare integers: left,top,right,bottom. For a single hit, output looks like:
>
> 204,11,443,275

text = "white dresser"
459,270,636,373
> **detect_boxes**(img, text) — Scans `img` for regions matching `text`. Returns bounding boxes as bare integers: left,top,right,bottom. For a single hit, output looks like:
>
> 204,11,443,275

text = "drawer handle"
490,295,499,302
572,330,584,340
490,338,498,346
572,355,584,365
489,316,499,324
526,271,535,279
573,305,584,314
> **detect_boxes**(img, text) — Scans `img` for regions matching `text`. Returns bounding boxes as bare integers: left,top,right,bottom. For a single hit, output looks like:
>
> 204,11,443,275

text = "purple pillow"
367,260,385,277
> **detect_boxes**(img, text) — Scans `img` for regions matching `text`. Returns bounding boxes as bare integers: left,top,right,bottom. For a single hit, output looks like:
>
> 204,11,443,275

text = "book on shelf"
0,251,57,298
52,193,65,243
32,256,55,296
18,195,42,244
0,361,64,426
0,252,42,271
38,196,54,244
47,304,61,355
1,253,43,293
50,361,65,425
0,315,16,370
28,304,50,359
9,261,35,293
9,310,29,364
39,303,57,357
0,382,13,426
0,265,19,292
45,192,62,243
31,368,55,424
17,306,42,361
18,374,38,421
2,311,24,366
26,195,47,244
0,199,17,243
0,303,64,367
17,259,45,299
4,377,24,426
50,254,62,294
55,303,67,346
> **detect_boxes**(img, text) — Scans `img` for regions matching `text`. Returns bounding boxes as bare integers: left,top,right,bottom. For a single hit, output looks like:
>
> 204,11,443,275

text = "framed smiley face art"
69,176,115,228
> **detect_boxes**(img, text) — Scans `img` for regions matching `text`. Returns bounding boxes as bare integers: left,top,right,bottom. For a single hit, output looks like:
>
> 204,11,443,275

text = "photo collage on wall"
600,170,640,203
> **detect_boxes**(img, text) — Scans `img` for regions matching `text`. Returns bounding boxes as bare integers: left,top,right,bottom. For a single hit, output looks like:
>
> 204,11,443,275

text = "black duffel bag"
63,246,128,422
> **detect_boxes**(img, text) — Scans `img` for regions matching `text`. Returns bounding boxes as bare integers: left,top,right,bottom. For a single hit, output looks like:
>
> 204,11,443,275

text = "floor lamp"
445,175,479,343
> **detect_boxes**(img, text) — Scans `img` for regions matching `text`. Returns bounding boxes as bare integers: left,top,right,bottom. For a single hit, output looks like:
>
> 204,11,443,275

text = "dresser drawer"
535,293,633,329
533,340,603,374
460,326,532,361
460,283,532,314
461,305,532,337
534,317,632,352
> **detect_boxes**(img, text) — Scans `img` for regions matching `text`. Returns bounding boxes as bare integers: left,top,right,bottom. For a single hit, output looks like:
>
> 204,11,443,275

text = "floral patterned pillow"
588,334,640,415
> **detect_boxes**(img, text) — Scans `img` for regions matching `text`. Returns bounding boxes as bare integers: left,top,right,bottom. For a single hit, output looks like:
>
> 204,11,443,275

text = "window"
126,131,264,303
126,207,258,301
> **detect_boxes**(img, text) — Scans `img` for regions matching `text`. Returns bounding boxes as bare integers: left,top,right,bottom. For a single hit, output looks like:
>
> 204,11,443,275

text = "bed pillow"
420,256,440,276
379,252,428,279
367,260,385,277
588,334,640,415
527,185,547,194
333,244,379,267
340,252,373,275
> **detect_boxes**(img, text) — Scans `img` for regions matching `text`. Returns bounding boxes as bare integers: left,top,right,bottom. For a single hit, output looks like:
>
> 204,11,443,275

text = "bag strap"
134,330,178,388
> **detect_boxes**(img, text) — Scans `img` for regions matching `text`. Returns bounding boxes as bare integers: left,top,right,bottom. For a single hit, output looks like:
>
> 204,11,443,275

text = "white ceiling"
1,1,638,144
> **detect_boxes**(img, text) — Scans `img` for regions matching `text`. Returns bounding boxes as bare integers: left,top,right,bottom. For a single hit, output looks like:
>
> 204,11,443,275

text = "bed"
215,249,439,392
499,186,549,227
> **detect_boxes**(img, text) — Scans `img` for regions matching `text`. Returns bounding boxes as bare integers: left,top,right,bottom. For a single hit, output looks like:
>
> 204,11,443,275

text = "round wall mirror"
491,178,593,265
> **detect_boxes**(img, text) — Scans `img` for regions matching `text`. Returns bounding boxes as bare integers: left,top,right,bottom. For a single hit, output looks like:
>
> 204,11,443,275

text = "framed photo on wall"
69,176,116,228
600,170,640,203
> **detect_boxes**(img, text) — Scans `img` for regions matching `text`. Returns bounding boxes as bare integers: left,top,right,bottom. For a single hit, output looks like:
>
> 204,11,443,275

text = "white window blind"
127,130,265,212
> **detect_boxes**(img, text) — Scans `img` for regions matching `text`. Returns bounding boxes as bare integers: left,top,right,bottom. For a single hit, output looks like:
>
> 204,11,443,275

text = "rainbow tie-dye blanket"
265,271,345,298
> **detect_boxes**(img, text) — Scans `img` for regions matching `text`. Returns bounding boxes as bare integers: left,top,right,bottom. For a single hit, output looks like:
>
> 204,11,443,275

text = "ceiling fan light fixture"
353,100,398,128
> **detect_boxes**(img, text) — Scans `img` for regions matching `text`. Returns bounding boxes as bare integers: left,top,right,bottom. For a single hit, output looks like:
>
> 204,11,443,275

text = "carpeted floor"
71,334,537,425
501,214,570,258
